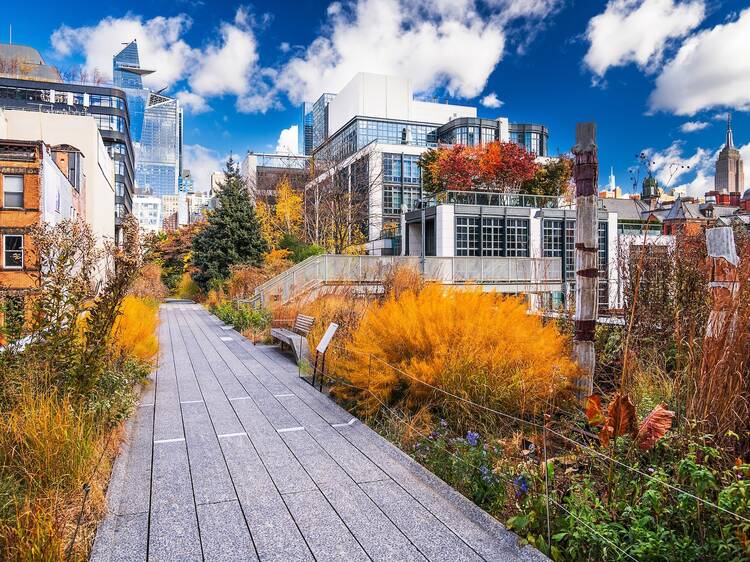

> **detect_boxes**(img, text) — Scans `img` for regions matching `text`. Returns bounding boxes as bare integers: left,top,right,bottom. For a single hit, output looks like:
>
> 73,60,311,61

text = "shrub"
334,286,577,425
175,273,200,300
300,292,369,354
110,296,159,363
212,301,272,335
129,262,168,301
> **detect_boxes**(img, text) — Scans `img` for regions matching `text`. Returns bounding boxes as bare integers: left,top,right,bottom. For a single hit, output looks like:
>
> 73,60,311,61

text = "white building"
0,108,115,245
303,73,549,254
133,195,162,235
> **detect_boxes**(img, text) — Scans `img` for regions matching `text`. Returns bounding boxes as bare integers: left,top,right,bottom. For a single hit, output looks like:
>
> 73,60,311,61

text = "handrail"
249,254,562,307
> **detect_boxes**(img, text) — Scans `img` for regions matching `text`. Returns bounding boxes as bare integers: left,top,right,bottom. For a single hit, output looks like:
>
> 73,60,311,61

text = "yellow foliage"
266,248,292,266
175,272,199,300
111,296,159,362
336,286,577,425
256,178,304,247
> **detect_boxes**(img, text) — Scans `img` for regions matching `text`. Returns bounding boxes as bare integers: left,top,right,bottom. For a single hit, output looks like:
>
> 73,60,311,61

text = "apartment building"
303,73,549,252
0,43,135,243
0,140,81,332
0,108,116,244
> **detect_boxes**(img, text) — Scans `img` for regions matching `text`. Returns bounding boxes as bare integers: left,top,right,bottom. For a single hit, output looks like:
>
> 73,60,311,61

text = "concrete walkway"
91,301,543,562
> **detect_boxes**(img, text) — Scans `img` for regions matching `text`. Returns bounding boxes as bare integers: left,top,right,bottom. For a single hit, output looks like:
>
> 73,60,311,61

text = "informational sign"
316,323,339,354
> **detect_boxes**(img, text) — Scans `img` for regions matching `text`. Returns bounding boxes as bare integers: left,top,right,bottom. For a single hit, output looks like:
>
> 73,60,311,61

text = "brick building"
0,140,80,335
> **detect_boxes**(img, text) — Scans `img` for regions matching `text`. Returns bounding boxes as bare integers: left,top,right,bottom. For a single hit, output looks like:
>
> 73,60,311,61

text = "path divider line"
277,426,305,433
180,400,204,404
274,393,295,398
331,418,357,428
217,432,247,439
153,437,185,444
228,396,251,401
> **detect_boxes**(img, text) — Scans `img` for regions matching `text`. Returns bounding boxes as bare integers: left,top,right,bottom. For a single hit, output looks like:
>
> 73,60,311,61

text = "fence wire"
310,342,750,561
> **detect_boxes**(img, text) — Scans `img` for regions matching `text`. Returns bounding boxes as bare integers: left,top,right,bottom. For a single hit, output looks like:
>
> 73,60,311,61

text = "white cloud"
274,0,557,105
481,92,503,108
649,8,750,115
275,125,300,154
679,120,708,132
279,42,291,53
189,10,259,99
51,15,196,89
584,0,705,77
182,144,223,192
176,90,210,114
642,140,713,196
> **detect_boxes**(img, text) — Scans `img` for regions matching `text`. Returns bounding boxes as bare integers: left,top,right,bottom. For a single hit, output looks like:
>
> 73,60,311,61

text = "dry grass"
332,285,577,428
175,273,200,300
0,392,124,560
110,296,159,363
128,263,168,301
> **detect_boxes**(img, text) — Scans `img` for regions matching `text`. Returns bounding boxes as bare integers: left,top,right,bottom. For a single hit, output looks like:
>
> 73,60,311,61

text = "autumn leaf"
585,394,606,427
599,393,638,447
636,404,675,451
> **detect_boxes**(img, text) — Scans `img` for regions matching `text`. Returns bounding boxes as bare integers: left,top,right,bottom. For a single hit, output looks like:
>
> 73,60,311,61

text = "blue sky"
2,0,750,193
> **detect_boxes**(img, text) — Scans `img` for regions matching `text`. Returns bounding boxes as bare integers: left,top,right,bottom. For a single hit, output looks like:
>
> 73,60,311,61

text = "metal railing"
249,254,562,306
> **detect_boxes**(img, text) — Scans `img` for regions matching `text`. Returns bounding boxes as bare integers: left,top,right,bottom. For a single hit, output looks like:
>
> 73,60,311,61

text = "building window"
481,217,504,256
543,219,564,257
2,175,24,208
3,235,23,269
506,218,529,257
456,217,480,256
598,221,609,310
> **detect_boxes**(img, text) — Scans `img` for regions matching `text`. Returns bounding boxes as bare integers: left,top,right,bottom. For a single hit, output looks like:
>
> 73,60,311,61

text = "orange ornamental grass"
110,296,159,363
336,285,577,425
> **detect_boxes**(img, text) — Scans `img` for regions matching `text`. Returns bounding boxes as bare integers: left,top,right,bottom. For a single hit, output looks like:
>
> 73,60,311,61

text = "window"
505,218,529,257
543,219,564,257
481,217,504,256
456,217,480,256
2,175,24,208
3,235,23,269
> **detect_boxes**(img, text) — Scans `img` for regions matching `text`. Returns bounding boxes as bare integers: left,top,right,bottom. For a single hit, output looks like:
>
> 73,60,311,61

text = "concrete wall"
0,109,115,245
40,151,77,225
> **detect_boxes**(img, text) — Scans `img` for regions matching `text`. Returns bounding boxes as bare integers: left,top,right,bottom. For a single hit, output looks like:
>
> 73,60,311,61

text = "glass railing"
433,191,566,209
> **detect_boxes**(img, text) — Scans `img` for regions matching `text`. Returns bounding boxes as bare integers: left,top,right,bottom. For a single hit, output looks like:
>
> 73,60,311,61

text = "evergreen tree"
191,156,269,290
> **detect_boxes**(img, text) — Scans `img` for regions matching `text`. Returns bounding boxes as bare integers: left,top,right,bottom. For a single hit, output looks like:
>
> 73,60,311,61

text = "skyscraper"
715,113,745,194
113,41,183,197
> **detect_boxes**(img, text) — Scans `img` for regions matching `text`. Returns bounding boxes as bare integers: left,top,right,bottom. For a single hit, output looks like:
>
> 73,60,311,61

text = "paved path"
91,301,543,562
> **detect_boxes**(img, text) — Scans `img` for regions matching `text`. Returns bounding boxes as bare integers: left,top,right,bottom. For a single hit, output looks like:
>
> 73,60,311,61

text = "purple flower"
428,432,438,440
514,475,529,498
480,466,493,484
466,431,480,447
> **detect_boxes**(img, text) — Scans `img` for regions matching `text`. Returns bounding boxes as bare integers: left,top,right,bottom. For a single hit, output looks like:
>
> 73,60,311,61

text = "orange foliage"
111,296,159,362
335,286,576,424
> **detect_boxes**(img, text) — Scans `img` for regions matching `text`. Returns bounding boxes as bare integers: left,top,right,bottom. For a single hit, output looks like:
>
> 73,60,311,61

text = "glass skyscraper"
113,41,182,197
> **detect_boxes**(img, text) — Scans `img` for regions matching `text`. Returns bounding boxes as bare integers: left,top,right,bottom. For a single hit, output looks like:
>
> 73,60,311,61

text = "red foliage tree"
478,141,539,193
434,144,479,191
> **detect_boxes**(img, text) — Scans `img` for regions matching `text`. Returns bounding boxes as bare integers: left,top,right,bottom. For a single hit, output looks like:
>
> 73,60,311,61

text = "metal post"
420,208,426,275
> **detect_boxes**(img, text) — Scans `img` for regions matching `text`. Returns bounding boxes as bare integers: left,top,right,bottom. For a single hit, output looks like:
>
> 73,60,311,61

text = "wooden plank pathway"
91,301,544,562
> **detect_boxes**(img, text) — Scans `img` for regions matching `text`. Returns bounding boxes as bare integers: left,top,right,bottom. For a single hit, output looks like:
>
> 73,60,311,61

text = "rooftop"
0,43,62,83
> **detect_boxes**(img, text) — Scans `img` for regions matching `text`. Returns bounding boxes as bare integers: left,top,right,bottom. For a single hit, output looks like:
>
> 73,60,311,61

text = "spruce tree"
191,156,269,290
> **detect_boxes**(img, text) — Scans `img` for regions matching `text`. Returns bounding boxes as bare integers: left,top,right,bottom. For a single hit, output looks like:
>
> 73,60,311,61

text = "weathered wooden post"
571,123,599,405
705,226,739,338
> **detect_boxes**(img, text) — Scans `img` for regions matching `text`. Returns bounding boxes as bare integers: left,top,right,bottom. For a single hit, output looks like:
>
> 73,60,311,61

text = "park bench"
271,314,315,364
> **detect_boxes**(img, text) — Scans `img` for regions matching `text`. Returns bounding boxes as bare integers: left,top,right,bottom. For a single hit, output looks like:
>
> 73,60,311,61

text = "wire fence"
304,341,750,559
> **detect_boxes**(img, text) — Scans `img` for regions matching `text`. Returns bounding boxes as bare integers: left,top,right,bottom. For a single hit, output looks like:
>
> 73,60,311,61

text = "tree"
521,156,574,197
191,157,269,290
256,177,303,247
478,141,538,193
304,145,381,253
147,222,204,291
418,142,539,194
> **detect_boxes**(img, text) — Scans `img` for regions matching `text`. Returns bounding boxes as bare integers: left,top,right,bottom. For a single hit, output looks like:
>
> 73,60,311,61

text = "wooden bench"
270,314,315,364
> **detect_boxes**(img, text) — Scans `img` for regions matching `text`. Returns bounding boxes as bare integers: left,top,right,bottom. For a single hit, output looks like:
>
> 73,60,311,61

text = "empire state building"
715,113,744,193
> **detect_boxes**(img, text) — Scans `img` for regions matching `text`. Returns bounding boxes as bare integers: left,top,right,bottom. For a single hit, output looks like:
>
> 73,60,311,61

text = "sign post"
311,323,338,391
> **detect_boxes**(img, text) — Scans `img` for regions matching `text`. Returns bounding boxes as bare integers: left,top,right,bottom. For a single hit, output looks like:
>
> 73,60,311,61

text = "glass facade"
382,153,422,215
133,93,181,196
300,102,314,155
114,41,181,197
508,124,548,157
312,93,335,151
542,218,609,309
455,216,529,257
